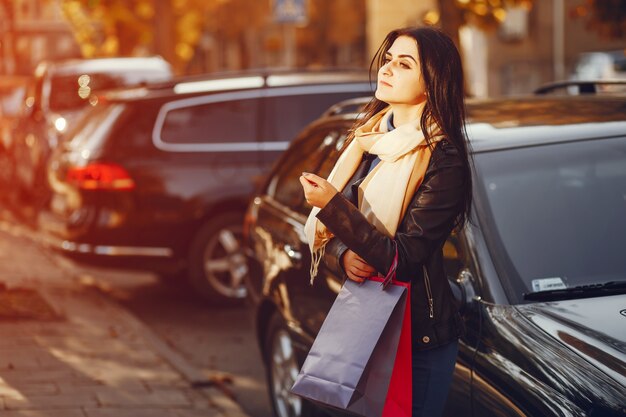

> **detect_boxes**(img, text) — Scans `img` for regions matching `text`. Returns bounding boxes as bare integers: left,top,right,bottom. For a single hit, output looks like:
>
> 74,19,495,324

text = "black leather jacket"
316,138,466,351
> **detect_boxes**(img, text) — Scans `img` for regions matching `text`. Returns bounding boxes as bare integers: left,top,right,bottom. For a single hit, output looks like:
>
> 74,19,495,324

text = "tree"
0,0,17,73
570,0,626,39
437,0,534,47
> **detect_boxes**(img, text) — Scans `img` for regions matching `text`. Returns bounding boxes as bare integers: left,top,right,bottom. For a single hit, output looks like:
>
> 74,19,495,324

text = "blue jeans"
412,339,459,417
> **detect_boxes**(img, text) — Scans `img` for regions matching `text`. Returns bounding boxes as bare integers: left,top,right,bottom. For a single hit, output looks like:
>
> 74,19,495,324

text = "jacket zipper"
423,265,434,319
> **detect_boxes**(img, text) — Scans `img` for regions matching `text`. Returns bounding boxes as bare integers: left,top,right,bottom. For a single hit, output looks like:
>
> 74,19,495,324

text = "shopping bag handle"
381,240,398,290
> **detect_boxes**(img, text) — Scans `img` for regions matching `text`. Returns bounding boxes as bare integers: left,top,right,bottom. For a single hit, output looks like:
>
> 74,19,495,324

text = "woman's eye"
400,62,410,69
383,58,391,64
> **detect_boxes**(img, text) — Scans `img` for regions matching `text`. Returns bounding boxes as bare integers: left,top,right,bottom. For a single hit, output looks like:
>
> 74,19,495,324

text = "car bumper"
38,225,183,273
56,239,172,257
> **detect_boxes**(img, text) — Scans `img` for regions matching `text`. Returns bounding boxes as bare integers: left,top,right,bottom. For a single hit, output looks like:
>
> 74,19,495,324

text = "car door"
442,231,482,416
257,124,346,343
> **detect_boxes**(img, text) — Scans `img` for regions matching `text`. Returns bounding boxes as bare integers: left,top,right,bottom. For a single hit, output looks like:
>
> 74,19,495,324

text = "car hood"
516,294,626,387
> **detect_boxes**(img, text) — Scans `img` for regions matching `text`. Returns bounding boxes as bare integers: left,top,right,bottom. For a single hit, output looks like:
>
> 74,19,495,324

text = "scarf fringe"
309,242,327,285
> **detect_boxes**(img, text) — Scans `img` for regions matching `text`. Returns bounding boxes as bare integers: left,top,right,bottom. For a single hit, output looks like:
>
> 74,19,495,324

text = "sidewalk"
0,218,252,417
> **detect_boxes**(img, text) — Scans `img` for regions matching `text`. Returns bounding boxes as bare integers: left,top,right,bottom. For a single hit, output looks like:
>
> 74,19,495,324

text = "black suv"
244,89,626,417
40,70,373,303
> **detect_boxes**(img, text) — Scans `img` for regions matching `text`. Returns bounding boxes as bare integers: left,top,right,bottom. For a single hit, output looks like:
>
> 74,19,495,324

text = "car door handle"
284,244,302,261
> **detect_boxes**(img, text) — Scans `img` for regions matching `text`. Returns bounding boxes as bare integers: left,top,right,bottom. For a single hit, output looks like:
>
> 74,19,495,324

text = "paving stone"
84,409,179,417
76,362,183,385
173,410,224,417
0,339,37,349
143,380,190,390
0,383,57,397
4,392,98,409
0,350,75,371
95,389,191,407
55,380,145,392
33,337,147,354
0,225,251,417
0,357,42,371
0,411,86,417
0,369,93,384
44,349,162,368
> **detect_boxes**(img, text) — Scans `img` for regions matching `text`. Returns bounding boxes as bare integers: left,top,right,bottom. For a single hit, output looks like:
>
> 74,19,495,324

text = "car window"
65,103,125,152
269,127,339,214
474,136,626,304
48,73,127,112
260,91,366,144
160,98,259,144
316,131,349,179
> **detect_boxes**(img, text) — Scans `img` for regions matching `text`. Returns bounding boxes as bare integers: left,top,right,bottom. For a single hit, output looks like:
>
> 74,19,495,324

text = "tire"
187,212,248,305
265,314,321,417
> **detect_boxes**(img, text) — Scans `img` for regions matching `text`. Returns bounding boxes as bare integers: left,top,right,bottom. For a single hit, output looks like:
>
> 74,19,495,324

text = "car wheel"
188,212,248,304
265,314,320,417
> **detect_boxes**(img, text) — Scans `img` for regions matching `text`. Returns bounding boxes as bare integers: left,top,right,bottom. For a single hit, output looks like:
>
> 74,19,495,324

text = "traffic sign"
273,0,307,24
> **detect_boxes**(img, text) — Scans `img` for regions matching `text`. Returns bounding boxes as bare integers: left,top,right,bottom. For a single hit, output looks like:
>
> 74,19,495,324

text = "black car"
40,70,374,303
0,75,29,193
11,56,173,208
244,91,626,417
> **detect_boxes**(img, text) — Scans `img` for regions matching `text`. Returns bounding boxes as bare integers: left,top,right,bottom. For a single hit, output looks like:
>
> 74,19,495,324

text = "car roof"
315,95,626,153
467,95,626,151
101,69,373,102
35,57,173,78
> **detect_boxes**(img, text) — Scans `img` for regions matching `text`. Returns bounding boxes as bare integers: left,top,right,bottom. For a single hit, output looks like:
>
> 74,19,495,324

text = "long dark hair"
348,26,473,231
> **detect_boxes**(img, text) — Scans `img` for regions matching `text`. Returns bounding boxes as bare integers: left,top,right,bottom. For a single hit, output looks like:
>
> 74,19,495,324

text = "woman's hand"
299,172,338,209
342,250,376,283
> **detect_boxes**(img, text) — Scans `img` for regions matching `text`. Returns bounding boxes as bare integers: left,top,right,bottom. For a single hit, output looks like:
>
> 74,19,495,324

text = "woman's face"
375,35,427,106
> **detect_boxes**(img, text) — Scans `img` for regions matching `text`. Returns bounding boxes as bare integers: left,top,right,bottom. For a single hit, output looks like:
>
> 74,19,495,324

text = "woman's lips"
379,80,392,87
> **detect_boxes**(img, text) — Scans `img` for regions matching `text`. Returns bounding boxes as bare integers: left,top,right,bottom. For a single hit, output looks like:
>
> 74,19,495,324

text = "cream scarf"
304,105,443,283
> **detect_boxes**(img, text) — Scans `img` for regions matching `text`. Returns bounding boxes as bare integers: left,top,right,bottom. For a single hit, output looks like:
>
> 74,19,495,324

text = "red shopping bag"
369,275,412,417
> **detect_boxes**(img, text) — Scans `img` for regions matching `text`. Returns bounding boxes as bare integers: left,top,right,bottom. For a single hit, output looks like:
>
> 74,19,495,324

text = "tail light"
66,162,135,191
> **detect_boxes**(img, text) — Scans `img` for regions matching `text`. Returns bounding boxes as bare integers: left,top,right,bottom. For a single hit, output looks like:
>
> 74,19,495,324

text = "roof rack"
323,97,371,117
145,68,369,91
534,80,626,95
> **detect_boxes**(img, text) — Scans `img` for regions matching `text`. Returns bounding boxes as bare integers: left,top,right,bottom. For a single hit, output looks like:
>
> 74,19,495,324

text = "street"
115,277,273,417
0,205,272,417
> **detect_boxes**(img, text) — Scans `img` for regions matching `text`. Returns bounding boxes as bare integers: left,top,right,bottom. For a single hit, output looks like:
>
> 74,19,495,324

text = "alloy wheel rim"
271,329,302,417
202,225,248,298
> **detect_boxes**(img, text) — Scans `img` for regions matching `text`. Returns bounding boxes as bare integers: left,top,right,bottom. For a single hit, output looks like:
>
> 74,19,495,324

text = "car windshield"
48,72,132,113
474,136,626,304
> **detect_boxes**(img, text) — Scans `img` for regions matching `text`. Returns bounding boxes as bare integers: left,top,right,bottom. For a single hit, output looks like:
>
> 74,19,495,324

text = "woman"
299,26,472,417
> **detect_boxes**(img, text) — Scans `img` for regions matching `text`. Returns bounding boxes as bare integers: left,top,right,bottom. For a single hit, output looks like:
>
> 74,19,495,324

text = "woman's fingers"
302,172,324,185
350,262,374,275
352,257,375,273
299,176,315,193
346,270,365,283
347,264,373,279
342,250,376,276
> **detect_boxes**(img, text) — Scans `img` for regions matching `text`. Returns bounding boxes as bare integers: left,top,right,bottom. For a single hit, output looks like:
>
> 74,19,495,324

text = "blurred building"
456,0,625,97
0,0,80,76
365,0,437,59
2,0,623,97
362,0,624,97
